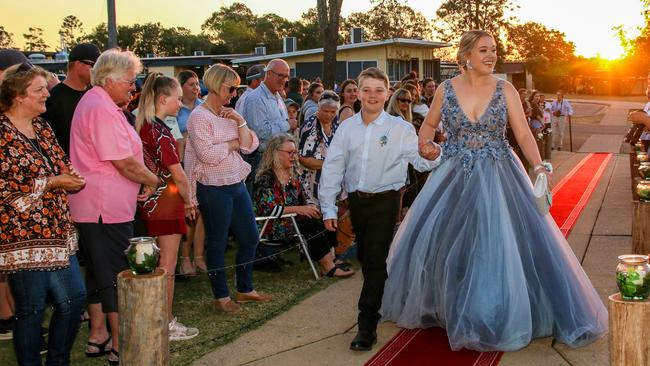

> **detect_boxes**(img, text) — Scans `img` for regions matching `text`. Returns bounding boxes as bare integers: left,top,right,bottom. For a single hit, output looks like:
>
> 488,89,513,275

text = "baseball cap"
246,64,266,82
68,43,101,64
0,49,28,70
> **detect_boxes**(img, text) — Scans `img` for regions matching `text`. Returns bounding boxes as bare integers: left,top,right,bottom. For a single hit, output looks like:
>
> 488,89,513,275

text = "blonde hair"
456,30,494,71
0,63,49,113
358,67,389,89
203,63,240,94
91,49,142,87
135,73,180,132
256,133,300,181
386,88,412,122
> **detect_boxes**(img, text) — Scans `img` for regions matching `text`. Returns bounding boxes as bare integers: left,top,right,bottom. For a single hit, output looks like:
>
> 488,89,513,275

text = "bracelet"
237,122,247,129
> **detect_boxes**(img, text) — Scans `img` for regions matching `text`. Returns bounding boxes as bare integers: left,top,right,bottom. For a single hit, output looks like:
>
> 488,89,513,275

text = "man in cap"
0,49,28,80
42,43,101,154
235,63,265,114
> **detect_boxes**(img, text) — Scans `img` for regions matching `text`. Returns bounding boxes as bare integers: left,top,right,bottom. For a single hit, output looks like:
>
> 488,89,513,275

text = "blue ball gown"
379,79,608,352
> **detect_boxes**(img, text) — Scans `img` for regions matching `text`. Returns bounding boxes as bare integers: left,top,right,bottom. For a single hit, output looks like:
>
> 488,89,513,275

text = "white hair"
91,49,142,87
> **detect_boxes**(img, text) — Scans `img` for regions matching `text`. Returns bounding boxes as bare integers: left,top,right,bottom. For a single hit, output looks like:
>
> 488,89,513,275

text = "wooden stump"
609,293,650,366
117,268,169,366
630,152,640,200
632,201,650,255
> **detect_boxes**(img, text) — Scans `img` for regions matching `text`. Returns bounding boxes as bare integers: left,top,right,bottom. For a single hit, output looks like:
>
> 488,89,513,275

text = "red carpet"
365,153,612,366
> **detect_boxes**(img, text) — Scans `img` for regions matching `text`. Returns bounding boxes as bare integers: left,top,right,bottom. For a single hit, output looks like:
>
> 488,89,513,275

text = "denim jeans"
8,255,86,366
196,181,258,299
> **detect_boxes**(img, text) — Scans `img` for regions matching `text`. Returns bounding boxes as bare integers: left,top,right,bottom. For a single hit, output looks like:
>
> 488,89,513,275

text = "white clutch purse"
533,172,552,215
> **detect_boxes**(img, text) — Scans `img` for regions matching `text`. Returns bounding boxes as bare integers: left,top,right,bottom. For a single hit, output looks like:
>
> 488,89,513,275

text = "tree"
0,26,14,48
507,22,575,63
201,3,258,53
433,0,518,42
255,14,294,53
293,8,323,50
23,27,48,51
59,15,84,50
317,0,344,89
343,0,431,41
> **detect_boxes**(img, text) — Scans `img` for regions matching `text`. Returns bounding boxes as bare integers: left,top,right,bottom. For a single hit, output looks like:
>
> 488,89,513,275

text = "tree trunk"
609,293,650,366
317,0,343,89
117,268,170,366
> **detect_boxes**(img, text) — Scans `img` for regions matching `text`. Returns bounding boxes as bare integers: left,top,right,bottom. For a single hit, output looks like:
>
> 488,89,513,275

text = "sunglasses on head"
398,98,412,104
17,62,34,73
320,93,340,102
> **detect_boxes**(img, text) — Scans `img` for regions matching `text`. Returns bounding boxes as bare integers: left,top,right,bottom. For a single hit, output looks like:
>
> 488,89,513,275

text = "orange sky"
0,0,645,59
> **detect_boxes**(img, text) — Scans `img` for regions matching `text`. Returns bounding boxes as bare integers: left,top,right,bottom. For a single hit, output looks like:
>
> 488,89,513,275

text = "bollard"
117,268,169,366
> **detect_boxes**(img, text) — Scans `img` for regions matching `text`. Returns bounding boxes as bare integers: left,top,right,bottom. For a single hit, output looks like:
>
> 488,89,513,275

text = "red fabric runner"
365,153,612,366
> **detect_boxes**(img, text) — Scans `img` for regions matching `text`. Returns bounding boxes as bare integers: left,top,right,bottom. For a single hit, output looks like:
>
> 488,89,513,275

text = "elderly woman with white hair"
68,49,158,365
298,90,341,204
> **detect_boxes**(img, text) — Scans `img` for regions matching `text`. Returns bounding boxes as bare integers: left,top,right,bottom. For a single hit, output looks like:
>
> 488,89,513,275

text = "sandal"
107,348,119,365
85,336,111,358
193,256,207,273
178,256,196,277
322,264,355,278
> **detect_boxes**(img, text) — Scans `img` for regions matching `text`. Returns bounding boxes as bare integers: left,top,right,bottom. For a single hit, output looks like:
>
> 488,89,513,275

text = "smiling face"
467,36,497,74
343,83,358,104
182,76,200,101
424,80,436,97
265,61,290,94
159,86,183,118
16,75,49,116
104,69,137,106
359,77,388,115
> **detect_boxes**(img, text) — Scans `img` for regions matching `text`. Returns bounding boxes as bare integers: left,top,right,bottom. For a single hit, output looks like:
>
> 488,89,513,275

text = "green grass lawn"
0,248,335,366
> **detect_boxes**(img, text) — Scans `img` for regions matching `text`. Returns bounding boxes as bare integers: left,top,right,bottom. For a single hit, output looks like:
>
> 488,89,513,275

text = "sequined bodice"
440,79,512,173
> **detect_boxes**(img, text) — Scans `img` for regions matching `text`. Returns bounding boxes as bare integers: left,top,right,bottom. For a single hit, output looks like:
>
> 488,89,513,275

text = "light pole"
107,0,117,49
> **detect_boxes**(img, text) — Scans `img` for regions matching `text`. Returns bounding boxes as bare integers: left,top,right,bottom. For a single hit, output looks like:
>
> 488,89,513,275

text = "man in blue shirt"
241,59,298,195
320,67,441,351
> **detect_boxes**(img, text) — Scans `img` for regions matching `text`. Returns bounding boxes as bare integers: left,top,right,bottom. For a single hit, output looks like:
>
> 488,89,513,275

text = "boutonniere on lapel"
379,135,388,147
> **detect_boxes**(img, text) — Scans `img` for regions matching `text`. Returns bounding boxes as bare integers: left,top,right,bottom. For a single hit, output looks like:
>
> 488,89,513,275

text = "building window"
387,59,411,82
423,60,434,78
347,61,377,80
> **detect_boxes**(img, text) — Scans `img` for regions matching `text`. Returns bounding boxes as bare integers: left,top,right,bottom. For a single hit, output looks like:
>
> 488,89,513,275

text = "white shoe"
169,317,199,341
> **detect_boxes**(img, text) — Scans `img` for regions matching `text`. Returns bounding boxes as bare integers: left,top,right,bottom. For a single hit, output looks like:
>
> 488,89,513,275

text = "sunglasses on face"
398,98,412,104
79,60,95,67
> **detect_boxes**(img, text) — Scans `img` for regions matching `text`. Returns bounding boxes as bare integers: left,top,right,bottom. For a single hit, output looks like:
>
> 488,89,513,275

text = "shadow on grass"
0,248,335,366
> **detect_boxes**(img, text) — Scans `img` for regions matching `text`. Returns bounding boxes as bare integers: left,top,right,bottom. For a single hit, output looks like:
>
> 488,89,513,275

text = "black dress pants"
348,190,400,332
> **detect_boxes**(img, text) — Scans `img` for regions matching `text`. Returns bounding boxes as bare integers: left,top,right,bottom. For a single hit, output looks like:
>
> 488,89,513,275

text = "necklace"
203,102,222,118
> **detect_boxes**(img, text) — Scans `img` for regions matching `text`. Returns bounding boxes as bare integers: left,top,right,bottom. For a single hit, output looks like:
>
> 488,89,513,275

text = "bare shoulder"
499,79,519,98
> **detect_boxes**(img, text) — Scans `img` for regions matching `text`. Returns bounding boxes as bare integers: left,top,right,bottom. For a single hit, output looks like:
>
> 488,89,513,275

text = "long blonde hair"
135,73,180,132
255,133,300,181
386,88,412,122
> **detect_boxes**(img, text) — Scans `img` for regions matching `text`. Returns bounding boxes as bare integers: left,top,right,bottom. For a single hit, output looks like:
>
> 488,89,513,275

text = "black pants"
348,190,400,332
258,217,336,262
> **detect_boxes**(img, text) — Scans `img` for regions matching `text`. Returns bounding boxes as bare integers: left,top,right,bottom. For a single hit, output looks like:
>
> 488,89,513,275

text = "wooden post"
117,268,169,366
609,293,650,366
632,201,650,255
630,152,640,200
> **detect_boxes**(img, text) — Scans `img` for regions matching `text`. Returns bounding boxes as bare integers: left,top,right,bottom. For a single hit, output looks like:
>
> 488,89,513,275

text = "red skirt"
144,218,187,237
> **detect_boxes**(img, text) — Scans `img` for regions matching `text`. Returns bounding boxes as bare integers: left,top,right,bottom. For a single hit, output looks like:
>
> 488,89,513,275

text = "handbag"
533,172,552,215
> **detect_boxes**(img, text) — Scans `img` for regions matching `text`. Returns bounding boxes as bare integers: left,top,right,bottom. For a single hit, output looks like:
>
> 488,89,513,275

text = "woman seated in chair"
253,134,354,278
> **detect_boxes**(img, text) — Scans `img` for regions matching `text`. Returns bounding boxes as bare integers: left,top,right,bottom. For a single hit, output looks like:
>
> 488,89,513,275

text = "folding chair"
255,213,320,280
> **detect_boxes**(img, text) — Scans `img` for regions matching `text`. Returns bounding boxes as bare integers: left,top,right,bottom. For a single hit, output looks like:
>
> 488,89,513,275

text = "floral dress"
253,170,305,242
298,114,339,204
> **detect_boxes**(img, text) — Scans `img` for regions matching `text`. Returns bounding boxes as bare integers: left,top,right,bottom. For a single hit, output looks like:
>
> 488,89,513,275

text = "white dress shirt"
319,111,442,220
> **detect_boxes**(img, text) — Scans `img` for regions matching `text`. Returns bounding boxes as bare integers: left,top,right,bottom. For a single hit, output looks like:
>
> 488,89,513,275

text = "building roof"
232,38,451,64
140,53,252,67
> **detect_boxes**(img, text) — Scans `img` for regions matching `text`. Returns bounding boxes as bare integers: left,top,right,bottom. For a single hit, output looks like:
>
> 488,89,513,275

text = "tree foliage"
507,22,575,63
23,27,48,52
343,0,431,41
0,26,14,48
433,0,518,43
59,15,84,50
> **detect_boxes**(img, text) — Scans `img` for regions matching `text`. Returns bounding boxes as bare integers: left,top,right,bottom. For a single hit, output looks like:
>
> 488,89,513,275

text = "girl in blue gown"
379,30,608,352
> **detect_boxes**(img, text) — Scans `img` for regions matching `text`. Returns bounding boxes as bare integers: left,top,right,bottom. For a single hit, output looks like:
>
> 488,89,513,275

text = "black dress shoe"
350,330,377,351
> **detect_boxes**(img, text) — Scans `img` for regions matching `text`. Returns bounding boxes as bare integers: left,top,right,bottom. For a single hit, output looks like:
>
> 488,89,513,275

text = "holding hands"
49,165,86,192
419,140,442,161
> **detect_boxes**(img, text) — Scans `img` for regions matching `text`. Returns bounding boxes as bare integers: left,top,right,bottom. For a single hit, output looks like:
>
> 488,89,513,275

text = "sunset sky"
0,0,646,60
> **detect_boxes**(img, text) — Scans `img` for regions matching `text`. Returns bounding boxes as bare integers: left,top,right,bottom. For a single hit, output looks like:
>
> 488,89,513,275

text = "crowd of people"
0,28,605,365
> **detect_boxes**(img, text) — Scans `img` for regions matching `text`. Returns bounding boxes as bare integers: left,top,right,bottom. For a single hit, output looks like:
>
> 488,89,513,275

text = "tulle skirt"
379,153,608,351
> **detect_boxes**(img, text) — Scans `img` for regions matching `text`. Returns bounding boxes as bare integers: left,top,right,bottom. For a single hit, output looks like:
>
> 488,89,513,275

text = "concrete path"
195,98,641,366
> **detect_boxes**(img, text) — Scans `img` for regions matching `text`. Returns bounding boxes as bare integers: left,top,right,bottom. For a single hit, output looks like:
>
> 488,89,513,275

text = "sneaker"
168,317,199,341
0,318,13,341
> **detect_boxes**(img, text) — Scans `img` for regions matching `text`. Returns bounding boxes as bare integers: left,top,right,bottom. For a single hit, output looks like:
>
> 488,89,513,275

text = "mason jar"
616,254,650,300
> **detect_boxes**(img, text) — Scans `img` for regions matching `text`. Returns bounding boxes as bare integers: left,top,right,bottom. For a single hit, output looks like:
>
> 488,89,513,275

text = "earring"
466,60,473,70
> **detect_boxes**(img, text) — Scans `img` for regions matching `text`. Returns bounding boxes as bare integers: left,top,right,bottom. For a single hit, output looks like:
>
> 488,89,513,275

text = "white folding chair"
255,213,320,280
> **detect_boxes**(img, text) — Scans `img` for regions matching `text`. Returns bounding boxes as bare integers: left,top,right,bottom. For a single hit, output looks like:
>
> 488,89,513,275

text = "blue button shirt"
177,98,203,134
241,82,289,151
